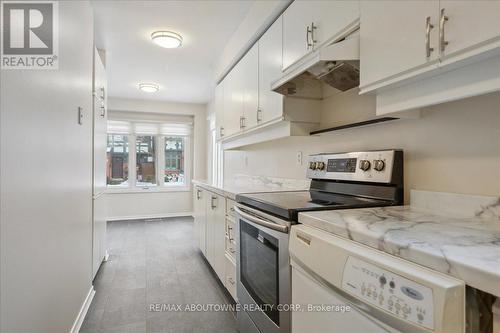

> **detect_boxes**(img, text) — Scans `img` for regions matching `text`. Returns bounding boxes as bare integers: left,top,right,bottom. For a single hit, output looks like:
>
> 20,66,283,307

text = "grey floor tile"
81,217,236,333
101,321,147,333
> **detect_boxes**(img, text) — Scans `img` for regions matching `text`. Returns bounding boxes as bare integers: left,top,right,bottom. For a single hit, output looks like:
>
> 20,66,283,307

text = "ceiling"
92,1,253,104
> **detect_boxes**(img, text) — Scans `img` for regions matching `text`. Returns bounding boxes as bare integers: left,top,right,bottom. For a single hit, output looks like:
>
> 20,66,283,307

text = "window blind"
107,121,192,136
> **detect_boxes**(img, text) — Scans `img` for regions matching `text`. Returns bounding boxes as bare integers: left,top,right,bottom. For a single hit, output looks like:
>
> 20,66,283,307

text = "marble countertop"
193,175,310,200
298,190,500,297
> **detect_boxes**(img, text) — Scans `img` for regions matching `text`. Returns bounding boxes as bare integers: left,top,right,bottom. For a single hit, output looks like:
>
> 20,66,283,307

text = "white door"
206,193,217,265
215,82,224,140
292,266,394,333
223,69,243,137
93,48,107,196
283,1,360,70
241,44,259,130
312,1,359,49
360,0,440,90
194,187,207,255
438,1,500,61
282,1,318,70
213,194,226,281
259,17,284,124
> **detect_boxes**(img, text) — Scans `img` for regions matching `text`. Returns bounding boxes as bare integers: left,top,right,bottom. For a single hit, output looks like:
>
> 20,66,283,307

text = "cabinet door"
282,1,316,70
193,187,207,255
360,0,440,90
259,17,284,124
93,48,107,195
205,193,216,265
439,1,500,61
241,44,259,130
223,69,243,137
213,194,226,281
312,1,359,49
283,1,360,70
215,82,224,140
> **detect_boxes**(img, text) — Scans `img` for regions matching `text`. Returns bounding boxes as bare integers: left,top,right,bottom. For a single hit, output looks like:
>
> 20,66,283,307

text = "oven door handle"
234,206,288,233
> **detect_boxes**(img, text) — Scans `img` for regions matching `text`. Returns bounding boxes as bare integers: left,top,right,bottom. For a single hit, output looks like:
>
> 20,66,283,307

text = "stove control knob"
359,160,371,171
373,160,385,171
317,162,325,171
309,162,317,170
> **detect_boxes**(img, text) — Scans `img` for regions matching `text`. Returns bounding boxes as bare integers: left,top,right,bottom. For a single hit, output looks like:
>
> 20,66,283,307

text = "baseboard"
70,286,95,333
107,212,194,222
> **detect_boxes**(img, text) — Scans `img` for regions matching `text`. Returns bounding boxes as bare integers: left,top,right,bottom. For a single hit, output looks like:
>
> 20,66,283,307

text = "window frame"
106,133,192,193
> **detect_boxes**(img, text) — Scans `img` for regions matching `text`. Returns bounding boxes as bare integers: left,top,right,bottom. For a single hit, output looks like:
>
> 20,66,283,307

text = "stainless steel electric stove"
234,150,404,333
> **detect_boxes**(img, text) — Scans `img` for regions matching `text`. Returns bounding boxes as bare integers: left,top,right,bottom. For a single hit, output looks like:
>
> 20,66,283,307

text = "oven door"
235,205,291,333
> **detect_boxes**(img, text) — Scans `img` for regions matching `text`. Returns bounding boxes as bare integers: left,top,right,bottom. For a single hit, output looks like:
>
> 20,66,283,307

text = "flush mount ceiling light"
138,83,159,93
151,31,183,48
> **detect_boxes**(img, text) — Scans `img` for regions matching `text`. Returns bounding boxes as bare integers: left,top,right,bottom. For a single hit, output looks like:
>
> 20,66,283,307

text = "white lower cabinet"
194,187,235,298
194,187,207,255
225,253,237,301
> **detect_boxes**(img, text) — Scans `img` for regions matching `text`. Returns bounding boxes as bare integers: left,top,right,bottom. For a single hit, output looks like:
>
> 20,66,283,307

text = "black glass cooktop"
236,190,393,222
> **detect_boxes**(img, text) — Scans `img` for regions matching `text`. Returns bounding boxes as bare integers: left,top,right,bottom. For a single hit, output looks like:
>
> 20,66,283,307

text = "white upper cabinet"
215,82,224,139
241,44,259,130
222,69,242,137
360,0,500,94
283,0,360,70
438,1,500,62
258,16,284,124
360,0,440,92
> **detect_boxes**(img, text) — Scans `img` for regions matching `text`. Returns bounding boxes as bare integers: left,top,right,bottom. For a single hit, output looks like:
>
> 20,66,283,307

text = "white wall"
224,91,500,200
0,2,95,332
106,98,207,220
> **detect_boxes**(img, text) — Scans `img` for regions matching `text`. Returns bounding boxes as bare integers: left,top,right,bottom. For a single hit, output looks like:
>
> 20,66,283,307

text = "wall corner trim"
69,286,95,333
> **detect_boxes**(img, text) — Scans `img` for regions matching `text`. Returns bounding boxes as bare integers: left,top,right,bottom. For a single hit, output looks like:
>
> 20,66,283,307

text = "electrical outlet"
296,151,303,165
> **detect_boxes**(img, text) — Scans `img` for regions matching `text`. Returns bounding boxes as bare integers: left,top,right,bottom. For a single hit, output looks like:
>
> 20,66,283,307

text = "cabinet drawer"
225,253,237,300
226,199,236,218
225,237,236,261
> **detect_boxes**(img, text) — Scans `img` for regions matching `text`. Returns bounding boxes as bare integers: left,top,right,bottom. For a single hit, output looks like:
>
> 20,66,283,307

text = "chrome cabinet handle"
227,225,233,241
306,25,312,49
439,8,449,52
219,126,224,137
196,189,202,200
239,116,246,129
306,22,317,50
425,16,434,58
211,196,217,209
256,109,262,123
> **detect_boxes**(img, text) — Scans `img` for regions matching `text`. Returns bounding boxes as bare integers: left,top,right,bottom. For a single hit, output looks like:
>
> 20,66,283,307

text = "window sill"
105,185,191,194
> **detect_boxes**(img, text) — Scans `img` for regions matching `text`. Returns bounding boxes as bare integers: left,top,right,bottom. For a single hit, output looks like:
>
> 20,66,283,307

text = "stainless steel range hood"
272,32,360,99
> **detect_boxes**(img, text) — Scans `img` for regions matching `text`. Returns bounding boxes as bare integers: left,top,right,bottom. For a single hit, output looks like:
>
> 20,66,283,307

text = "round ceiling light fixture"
151,31,183,48
138,83,159,93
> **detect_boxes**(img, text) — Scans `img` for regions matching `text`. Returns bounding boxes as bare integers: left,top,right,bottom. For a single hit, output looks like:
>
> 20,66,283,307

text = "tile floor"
80,217,237,333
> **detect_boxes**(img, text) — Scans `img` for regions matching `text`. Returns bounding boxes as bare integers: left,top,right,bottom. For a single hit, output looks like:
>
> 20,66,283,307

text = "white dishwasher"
289,225,465,333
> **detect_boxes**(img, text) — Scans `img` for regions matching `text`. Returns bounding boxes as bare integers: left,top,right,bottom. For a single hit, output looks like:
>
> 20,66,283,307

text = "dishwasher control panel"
341,256,434,330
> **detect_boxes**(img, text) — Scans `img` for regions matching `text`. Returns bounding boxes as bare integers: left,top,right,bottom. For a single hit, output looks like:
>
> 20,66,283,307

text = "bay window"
106,119,191,190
